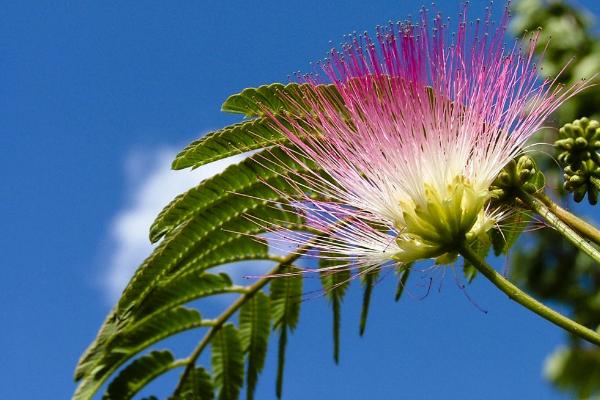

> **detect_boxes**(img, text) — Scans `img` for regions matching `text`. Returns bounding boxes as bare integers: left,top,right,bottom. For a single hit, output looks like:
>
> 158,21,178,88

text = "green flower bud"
556,118,600,205
556,117,600,169
574,185,587,203
589,185,598,206
562,159,600,204
569,175,585,185
490,155,545,201
574,136,588,148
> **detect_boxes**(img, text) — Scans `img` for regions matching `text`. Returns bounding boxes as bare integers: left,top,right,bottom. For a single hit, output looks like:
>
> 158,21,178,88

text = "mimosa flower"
258,4,588,271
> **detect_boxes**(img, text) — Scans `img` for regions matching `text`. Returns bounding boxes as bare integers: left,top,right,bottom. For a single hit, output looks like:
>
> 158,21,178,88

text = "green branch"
519,192,600,265
535,193,600,245
459,243,600,346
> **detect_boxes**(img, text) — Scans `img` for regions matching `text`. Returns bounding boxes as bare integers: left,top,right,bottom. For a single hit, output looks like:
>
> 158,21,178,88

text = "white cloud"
102,145,251,303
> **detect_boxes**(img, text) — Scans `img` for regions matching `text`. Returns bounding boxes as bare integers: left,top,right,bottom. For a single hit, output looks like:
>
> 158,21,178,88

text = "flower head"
260,4,588,271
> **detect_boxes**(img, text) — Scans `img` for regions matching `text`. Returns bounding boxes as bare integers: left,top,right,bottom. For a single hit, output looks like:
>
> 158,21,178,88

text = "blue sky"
2,1,599,399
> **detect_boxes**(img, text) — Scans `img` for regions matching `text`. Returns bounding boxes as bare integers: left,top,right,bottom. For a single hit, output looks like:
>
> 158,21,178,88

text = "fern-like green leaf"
119,186,301,318
359,267,380,336
394,264,412,302
173,82,344,171
221,83,341,118
75,238,265,382
173,367,214,400
103,350,180,400
77,208,303,392
171,118,288,171
270,266,303,330
320,260,351,364
163,206,303,281
119,147,317,316
111,307,205,352
131,273,232,324
270,266,303,398
74,308,206,400
212,323,244,400
164,236,271,282
239,291,271,400
75,310,120,381
152,147,314,243
275,327,287,400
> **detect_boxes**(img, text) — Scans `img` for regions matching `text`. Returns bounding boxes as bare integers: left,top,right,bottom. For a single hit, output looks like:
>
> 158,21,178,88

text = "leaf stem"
519,192,600,265
458,243,600,346
227,285,252,294
534,193,600,245
173,243,312,396
172,358,190,368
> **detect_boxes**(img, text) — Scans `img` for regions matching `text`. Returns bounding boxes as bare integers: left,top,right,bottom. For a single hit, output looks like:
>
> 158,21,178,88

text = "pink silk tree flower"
258,4,589,273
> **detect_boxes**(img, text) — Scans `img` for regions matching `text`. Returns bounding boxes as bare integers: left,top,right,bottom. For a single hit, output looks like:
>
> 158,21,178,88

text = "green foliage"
545,346,600,399
74,307,206,400
151,146,317,245
221,83,342,118
118,151,313,316
173,367,214,400
212,324,244,400
132,273,233,325
114,307,205,351
171,118,289,171
394,265,411,302
270,266,303,331
172,82,343,171
275,328,288,400
104,350,179,400
154,147,313,242
359,267,380,336
270,266,303,398
239,292,271,400
320,259,352,363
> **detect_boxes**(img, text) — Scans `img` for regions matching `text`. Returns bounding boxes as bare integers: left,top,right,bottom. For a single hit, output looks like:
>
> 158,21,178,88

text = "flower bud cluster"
555,118,600,205
490,156,545,202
